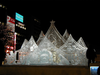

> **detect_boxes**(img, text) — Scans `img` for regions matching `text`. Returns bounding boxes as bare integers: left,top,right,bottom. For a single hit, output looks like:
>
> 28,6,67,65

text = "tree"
0,23,14,47
0,23,14,65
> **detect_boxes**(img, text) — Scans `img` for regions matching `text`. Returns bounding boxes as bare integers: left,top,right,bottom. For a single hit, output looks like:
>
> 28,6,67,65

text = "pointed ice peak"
26,36,36,47
45,20,65,47
67,34,75,42
21,36,38,52
59,34,76,49
77,37,87,48
38,35,52,46
63,29,69,41
21,39,28,49
36,31,45,45
39,31,45,37
38,36,57,51
29,36,34,41
28,36,36,43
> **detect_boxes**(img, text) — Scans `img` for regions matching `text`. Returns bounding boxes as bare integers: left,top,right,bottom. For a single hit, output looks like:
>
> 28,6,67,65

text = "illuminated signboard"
7,16,15,32
15,12,23,23
90,66,99,75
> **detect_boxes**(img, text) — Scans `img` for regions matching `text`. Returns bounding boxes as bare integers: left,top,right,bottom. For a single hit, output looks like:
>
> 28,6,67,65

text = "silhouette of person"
97,66,100,75
86,44,97,67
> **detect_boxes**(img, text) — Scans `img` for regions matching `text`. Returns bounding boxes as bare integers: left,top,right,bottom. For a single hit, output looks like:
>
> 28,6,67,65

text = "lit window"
2,22,4,25
3,6,5,8
23,27,26,30
15,32,17,35
0,4,2,7
34,19,37,21
10,46,14,50
6,50,9,52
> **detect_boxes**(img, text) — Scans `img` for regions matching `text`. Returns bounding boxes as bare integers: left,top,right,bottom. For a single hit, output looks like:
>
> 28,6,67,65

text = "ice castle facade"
4,20,88,66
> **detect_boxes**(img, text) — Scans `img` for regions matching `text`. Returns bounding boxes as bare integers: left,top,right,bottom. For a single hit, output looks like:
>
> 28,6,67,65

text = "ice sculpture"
38,49,53,65
58,34,88,66
36,31,45,45
20,36,38,52
21,39,28,49
77,37,87,48
45,20,65,48
38,36,57,52
4,20,88,66
63,29,69,41
24,50,40,65
5,51,15,65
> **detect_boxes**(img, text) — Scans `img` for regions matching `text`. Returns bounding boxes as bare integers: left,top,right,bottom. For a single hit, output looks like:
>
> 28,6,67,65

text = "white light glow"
6,50,9,52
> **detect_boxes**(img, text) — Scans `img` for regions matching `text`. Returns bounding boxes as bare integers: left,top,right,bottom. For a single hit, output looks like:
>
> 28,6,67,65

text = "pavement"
0,65,90,75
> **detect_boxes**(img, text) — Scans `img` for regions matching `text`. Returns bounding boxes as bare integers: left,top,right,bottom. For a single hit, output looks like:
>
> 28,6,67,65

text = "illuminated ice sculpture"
4,20,88,66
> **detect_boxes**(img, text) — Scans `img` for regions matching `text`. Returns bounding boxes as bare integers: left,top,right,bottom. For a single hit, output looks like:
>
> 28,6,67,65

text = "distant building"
33,18,41,41
0,4,16,53
6,16,15,52
15,12,26,50
0,3,7,25
15,22,26,50
24,16,41,41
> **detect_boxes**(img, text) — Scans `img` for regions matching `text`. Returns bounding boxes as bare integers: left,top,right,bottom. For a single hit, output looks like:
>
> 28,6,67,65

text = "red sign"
7,16,15,24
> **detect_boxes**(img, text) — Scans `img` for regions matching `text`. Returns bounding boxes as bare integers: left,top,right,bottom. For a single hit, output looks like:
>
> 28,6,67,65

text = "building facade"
15,13,26,50
0,3,7,25
25,16,41,41
15,22,26,50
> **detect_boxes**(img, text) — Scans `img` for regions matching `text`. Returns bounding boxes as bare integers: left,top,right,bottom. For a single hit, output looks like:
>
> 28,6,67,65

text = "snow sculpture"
4,20,88,66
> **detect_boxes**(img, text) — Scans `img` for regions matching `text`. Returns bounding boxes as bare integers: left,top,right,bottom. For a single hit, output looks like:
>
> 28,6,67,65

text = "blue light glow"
90,66,99,75
15,12,23,23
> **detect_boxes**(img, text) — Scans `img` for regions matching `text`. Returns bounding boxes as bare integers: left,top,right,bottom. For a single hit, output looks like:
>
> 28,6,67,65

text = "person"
97,66,100,75
86,44,97,67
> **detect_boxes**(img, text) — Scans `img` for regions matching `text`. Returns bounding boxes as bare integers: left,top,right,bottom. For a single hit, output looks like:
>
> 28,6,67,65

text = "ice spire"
24,36,38,52
21,39,28,49
77,37,87,48
36,31,45,45
63,29,69,41
45,20,65,48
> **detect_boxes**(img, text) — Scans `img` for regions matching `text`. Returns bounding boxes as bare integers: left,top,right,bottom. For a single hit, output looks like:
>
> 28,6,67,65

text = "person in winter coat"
86,44,97,67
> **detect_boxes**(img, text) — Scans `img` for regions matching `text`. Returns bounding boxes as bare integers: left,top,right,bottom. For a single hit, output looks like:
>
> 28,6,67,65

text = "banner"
7,16,15,32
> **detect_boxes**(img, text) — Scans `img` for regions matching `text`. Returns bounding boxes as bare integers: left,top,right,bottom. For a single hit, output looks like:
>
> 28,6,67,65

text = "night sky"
1,1,100,53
